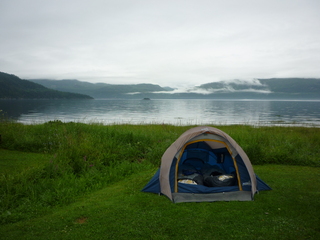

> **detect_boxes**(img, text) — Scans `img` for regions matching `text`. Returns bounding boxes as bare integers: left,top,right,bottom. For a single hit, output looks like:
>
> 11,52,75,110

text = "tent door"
174,139,242,192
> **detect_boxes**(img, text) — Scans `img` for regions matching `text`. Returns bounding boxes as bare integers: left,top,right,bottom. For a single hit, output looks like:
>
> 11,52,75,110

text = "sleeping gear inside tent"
142,126,271,203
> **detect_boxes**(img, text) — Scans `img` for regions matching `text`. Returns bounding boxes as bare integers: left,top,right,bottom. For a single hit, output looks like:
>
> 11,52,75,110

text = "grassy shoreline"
0,121,319,239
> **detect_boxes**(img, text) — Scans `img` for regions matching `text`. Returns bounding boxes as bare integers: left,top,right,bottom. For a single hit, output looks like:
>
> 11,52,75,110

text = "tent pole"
232,156,242,191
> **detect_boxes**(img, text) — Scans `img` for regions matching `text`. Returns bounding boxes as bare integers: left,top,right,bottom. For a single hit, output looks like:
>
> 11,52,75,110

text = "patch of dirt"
75,216,88,224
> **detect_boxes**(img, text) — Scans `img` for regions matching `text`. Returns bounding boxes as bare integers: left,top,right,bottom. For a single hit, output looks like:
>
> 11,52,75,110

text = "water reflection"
0,99,319,126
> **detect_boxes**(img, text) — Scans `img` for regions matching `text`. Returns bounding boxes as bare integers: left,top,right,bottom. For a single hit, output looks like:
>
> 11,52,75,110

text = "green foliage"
0,121,319,227
0,166,319,239
0,122,176,223
221,125,320,167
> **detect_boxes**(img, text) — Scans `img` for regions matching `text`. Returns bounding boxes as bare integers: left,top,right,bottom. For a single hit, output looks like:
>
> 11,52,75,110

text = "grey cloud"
1,0,320,87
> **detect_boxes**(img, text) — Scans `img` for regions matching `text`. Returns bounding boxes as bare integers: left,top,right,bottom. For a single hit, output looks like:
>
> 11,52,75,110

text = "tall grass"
0,120,319,224
222,125,320,166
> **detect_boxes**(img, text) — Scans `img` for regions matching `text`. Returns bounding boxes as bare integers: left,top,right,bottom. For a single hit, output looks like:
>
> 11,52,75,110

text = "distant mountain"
29,79,172,98
26,76,320,99
196,78,320,99
0,72,93,99
258,78,320,93
197,79,269,92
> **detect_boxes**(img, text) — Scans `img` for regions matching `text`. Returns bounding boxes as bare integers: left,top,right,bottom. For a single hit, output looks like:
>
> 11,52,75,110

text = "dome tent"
142,126,271,203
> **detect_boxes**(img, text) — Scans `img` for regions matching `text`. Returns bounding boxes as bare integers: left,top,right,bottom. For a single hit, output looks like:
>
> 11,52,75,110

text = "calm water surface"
1,99,320,126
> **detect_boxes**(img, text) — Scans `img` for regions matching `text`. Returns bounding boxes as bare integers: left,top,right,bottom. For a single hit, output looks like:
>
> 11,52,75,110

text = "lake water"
1,99,320,127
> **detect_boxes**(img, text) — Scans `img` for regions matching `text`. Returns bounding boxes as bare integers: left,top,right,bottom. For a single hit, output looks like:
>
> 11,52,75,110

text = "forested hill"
0,72,93,99
29,79,171,98
198,78,320,93
258,78,320,93
196,78,320,99
31,77,320,99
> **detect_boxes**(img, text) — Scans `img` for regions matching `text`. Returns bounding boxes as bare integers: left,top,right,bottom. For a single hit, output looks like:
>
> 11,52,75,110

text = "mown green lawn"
0,149,51,175
1,164,319,240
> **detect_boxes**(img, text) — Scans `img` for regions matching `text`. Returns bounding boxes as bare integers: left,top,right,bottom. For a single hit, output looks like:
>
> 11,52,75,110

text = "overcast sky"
1,0,320,88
